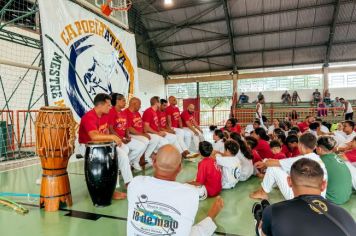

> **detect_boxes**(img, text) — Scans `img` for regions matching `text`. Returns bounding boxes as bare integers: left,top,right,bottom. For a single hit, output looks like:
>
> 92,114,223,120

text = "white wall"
136,68,166,110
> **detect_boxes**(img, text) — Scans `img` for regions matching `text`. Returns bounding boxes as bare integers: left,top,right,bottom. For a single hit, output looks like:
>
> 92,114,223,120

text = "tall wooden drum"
35,106,76,212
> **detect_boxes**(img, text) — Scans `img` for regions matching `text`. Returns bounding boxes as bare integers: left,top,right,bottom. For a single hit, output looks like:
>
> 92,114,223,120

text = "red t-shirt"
221,124,242,134
166,105,181,128
157,110,168,129
282,145,300,158
344,149,356,163
108,107,127,138
255,139,274,159
78,109,109,144
196,157,222,197
142,107,160,132
181,110,194,128
125,108,143,133
252,149,263,164
298,121,309,133
272,152,287,160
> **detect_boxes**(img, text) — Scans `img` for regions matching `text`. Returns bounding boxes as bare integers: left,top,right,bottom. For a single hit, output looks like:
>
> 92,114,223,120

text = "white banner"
38,0,138,121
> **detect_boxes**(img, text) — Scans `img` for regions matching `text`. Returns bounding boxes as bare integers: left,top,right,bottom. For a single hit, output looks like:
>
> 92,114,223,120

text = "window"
329,73,356,88
238,75,323,92
166,83,197,98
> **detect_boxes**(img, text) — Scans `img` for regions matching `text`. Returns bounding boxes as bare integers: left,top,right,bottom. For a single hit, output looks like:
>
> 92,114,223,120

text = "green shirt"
321,153,352,205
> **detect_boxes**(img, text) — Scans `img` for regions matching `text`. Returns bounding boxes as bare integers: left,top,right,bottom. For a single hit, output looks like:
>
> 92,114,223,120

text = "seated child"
215,140,241,189
230,133,254,181
282,135,300,158
212,129,225,153
188,141,222,198
270,140,287,160
342,136,356,163
245,136,262,164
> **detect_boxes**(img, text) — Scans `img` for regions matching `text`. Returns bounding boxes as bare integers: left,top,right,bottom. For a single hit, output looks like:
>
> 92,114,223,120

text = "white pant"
148,133,169,151
183,128,205,152
78,143,133,185
125,138,147,165
345,161,356,190
164,132,183,153
261,167,326,200
131,134,159,161
173,128,191,151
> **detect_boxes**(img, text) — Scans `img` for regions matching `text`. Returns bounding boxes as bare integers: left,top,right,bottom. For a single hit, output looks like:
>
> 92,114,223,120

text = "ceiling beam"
147,0,346,33
160,39,356,63
221,0,236,72
137,2,222,48
141,0,220,15
324,0,342,66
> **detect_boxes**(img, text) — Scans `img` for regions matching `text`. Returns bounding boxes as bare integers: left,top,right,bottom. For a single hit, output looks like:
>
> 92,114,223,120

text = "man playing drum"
78,93,133,199
109,93,147,171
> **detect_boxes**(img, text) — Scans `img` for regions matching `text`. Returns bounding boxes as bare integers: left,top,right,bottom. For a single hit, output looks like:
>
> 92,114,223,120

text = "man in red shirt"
181,104,205,152
143,97,184,154
109,93,147,171
166,96,192,152
125,97,159,166
159,98,190,158
188,141,222,198
78,93,130,199
297,116,315,133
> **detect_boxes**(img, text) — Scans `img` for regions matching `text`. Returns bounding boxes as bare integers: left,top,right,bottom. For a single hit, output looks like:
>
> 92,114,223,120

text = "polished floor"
0,158,356,236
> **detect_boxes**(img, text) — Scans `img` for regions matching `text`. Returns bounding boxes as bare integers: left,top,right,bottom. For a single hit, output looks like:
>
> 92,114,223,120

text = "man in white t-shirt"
127,145,224,236
340,98,353,120
249,133,327,200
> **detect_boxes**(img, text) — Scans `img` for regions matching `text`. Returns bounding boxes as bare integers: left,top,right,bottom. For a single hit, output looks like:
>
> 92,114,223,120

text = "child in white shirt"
215,140,241,189
212,129,225,153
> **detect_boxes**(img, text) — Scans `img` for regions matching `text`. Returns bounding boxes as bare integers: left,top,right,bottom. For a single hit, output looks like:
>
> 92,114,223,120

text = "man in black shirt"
254,158,356,236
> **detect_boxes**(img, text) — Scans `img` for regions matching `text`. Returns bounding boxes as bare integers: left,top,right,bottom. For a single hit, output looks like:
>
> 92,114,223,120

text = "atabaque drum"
85,141,118,207
35,106,76,212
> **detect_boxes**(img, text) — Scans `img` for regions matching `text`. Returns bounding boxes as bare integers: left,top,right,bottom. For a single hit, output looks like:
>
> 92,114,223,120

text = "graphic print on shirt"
173,112,180,122
98,123,108,134
114,117,127,130
131,194,180,235
133,116,142,129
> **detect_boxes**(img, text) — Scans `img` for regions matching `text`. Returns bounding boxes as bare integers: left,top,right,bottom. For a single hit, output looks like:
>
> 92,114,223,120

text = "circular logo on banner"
46,18,135,120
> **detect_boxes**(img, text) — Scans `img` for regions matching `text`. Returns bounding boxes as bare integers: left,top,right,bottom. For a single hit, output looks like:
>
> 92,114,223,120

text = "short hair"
286,134,299,144
245,136,258,149
270,140,281,149
305,115,311,120
339,98,345,101
224,140,240,156
150,96,160,106
214,129,224,140
94,93,111,106
299,133,317,150
110,93,125,106
290,158,324,187
253,120,261,126
199,141,213,157
317,136,337,151
290,126,300,133
309,122,320,131
315,118,323,123
344,120,355,129
288,130,298,136
160,99,168,105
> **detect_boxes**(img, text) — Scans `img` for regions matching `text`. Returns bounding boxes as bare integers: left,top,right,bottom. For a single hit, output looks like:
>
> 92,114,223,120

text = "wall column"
323,65,329,93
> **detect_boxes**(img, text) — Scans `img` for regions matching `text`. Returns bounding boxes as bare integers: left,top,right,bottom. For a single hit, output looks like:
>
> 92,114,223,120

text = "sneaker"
132,162,142,171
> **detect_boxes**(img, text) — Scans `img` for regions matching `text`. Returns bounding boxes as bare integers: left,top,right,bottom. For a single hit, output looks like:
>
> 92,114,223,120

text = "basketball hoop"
101,0,132,16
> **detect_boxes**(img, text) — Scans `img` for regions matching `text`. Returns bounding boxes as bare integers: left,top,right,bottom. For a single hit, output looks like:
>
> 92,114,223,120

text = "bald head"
153,145,182,179
168,96,177,105
129,97,141,112
187,104,195,113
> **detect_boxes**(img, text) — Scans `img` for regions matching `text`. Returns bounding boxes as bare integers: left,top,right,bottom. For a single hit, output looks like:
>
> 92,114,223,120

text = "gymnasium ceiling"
133,0,356,76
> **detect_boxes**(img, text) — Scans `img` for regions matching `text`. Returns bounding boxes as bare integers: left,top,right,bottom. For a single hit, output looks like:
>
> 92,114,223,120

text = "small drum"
85,141,118,207
35,106,76,212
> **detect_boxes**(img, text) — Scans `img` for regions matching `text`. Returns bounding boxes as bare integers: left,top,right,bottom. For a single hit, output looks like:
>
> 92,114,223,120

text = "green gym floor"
1,159,356,236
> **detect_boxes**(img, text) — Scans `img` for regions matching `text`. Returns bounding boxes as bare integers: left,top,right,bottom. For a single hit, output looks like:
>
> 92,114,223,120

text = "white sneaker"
132,163,142,171
35,178,41,185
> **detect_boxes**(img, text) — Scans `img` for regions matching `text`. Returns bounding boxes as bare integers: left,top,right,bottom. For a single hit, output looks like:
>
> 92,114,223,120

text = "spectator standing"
312,89,321,105
281,91,291,104
238,92,249,104
291,91,301,106
340,98,354,120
